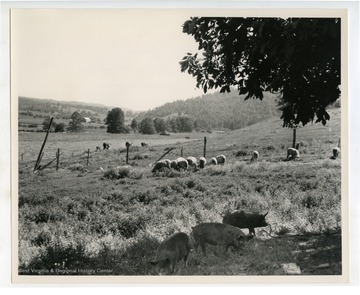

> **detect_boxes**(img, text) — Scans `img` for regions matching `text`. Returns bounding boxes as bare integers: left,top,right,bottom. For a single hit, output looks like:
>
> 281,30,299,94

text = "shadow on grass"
19,234,160,276
18,231,342,276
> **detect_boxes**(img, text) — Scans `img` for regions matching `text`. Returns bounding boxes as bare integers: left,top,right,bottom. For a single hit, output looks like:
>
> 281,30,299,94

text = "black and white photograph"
6,3,354,285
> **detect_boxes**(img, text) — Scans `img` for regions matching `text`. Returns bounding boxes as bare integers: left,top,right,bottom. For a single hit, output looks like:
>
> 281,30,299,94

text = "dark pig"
222,210,269,235
150,232,191,275
190,222,253,255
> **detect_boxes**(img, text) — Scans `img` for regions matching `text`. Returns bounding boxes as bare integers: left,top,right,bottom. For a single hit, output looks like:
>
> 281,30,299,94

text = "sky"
11,9,210,111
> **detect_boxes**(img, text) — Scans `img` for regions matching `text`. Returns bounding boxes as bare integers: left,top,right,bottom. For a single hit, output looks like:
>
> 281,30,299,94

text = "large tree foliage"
105,108,126,133
42,116,56,131
180,17,341,127
68,111,85,132
139,117,156,134
130,118,138,132
153,118,168,133
168,116,194,133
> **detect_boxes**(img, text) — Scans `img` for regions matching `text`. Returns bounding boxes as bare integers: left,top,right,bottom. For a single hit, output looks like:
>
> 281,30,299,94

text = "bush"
133,189,157,205
132,153,143,160
54,123,66,133
28,242,90,271
264,144,276,151
117,211,151,238
30,206,66,223
103,166,130,180
235,150,248,157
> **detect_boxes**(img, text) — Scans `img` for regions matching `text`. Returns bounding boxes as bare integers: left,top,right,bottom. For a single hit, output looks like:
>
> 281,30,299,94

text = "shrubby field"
17,109,342,276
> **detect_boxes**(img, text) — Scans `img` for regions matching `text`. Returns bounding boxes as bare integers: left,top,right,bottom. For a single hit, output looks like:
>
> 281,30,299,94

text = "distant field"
17,108,342,276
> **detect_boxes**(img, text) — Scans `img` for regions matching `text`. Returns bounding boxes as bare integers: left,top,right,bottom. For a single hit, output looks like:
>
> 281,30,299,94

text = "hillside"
18,96,136,123
137,91,281,131
18,96,140,132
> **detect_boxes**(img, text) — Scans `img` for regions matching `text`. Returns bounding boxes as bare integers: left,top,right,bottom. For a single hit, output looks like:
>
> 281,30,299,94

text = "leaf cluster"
181,17,340,127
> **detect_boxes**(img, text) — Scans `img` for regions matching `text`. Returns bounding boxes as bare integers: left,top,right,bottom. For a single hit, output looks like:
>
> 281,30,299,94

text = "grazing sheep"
199,157,206,169
332,147,340,159
163,159,171,166
152,159,171,173
250,151,259,162
216,155,226,165
176,157,188,171
96,146,101,151
103,142,110,150
170,160,178,170
187,156,198,170
210,157,218,165
287,147,300,161
141,142,149,147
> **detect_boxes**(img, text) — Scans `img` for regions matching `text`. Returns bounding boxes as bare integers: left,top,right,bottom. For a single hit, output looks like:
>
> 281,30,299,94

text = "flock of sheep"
150,145,341,174
151,154,226,173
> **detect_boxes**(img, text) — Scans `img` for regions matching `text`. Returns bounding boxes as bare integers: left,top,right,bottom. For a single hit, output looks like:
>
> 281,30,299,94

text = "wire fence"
18,141,340,174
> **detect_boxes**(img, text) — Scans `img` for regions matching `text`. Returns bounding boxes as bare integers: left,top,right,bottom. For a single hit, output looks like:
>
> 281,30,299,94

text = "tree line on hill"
19,96,108,122
136,91,280,131
39,91,281,134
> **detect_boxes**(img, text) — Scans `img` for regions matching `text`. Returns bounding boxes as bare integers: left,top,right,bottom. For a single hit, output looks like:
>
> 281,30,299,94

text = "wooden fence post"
126,142,131,164
86,149,90,166
151,147,175,167
203,137,207,158
34,117,53,172
56,148,60,171
181,147,183,157
21,153,23,162
338,138,341,148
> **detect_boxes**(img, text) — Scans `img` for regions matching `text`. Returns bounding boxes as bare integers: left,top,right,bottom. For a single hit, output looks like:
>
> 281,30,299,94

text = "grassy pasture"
17,109,342,276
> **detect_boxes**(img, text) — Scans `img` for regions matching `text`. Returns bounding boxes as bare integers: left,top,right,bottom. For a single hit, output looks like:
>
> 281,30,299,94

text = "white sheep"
199,157,207,169
250,151,259,162
187,156,198,169
176,157,188,171
216,155,226,165
152,159,171,173
332,147,340,159
210,157,218,165
287,147,300,161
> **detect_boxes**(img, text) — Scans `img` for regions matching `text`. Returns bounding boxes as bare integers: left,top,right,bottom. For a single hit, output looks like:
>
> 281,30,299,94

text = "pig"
190,222,253,255
222,210,269,235
149,232,191,275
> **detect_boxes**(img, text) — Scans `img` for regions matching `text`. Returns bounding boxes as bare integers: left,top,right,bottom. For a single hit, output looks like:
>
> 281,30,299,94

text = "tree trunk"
203,137,207,158
292,128,297,148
